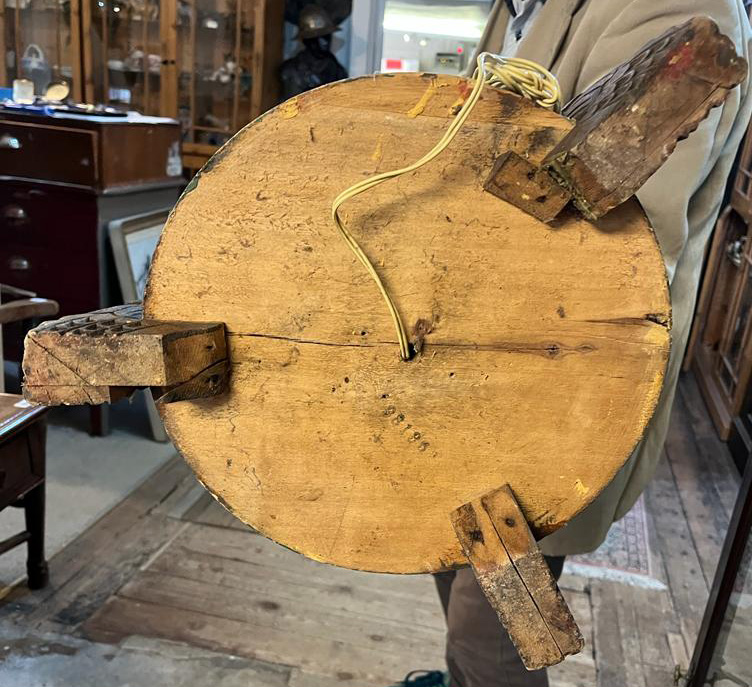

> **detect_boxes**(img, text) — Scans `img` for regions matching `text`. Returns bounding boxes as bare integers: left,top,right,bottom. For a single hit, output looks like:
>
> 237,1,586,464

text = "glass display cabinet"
689,112,752,465
176,0,276,169
688,1,752,459
1,0,83,100
83,0,283,169
1,0,283,169
690,205,752,442
83,0,163,115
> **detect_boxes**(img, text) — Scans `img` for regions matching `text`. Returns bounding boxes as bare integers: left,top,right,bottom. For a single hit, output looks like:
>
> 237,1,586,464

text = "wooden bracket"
483,151,573,223
451,484,584,671
485,17,748,222
22,304,229,406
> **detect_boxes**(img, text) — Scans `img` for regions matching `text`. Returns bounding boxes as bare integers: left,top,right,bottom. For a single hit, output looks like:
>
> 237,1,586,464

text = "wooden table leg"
23,481,48,589
24,418,48,589
451,484,584,671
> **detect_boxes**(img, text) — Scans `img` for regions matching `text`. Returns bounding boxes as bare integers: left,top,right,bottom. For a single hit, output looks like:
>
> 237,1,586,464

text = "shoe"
389,670,449,686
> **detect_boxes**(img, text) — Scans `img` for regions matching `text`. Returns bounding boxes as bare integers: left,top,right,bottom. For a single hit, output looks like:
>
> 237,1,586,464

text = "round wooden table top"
145,74,670,574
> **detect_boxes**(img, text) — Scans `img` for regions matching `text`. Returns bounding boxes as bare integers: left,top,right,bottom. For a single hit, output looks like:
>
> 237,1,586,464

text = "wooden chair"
1,285,59,392
0,286,58,588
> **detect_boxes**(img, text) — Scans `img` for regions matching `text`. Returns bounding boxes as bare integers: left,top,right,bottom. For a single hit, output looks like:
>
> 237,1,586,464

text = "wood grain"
481,485,584,659
144,73,671,573
22,304,228,405
451,485,583,670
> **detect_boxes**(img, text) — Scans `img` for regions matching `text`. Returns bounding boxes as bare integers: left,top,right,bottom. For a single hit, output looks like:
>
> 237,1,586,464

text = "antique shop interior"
1,1,752,686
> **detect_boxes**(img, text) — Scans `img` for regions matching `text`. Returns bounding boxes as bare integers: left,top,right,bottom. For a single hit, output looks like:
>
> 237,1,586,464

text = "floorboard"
645,449,711,654
665,390,734,587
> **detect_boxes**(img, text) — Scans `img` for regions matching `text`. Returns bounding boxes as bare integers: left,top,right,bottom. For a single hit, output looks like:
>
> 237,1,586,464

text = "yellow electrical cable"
332,53,562,361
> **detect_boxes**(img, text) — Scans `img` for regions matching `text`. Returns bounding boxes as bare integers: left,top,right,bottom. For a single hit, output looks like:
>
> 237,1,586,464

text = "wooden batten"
486,17,748,222
22,304,229,406
451,484,584,670
484,151,572,223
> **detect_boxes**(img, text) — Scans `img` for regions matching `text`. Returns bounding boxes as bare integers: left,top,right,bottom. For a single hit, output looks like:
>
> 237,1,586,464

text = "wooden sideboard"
0,108,183,364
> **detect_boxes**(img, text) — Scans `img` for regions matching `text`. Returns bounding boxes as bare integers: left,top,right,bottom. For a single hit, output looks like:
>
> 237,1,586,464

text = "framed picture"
109,211,169,302
108,210,171,442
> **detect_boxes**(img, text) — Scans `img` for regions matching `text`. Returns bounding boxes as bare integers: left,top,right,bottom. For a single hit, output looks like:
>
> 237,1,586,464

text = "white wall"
349,0,491,77
349,0,386,76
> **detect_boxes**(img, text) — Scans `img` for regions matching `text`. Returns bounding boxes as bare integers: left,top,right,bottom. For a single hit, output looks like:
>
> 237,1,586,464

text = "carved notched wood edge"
485,17,748,222
22,304,229,406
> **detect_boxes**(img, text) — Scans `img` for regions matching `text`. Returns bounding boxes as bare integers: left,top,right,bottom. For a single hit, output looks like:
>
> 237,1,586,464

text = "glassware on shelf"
3,0,77,98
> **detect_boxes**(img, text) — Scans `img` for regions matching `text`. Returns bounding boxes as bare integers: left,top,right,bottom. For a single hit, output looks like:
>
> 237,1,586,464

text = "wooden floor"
0,372,741,686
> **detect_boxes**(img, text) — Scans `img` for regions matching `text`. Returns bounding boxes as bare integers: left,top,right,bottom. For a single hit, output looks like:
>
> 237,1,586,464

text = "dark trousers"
434,556,565,687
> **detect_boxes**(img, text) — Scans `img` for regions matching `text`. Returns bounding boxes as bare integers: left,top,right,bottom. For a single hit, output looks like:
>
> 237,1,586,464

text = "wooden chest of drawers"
0,111,183,190
0,110,184,359
2,181,100,317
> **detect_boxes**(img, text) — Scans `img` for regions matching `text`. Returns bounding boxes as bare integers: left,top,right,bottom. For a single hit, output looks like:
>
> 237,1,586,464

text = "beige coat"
470,0,752,555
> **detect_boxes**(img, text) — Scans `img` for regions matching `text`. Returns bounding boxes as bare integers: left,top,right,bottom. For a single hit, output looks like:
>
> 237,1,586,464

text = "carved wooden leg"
484,17,747,222
450,484,583,671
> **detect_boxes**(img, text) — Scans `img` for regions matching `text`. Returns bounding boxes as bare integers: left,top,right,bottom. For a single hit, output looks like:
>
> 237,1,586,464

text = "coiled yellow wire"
331,53,561,360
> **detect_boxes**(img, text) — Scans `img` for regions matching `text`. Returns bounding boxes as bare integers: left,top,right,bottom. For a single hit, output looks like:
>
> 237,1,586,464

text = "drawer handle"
0,134,21,150
3,205,28,221
8,256,30,270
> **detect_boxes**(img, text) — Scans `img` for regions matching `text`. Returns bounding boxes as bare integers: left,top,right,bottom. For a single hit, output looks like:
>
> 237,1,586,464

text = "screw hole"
401,343,418,361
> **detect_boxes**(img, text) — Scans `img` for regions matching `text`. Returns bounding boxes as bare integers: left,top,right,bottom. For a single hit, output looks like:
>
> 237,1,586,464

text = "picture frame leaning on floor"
108,210,171,443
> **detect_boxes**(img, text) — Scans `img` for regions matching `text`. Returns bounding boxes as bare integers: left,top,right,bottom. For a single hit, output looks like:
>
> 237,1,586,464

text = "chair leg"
89,405,110,436
23,482,49,590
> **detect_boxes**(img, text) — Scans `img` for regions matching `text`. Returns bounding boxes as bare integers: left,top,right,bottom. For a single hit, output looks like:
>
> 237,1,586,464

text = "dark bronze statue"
280,4,349,100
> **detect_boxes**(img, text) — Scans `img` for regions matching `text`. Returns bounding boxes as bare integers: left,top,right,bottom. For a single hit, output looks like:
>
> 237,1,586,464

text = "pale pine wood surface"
144,73,670,573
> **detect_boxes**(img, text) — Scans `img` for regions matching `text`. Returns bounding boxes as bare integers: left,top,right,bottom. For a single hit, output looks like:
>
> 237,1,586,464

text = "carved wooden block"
484,151,572,223
486,17,748,222
451,484,584,671
23,304,228,406
481,486,584,657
